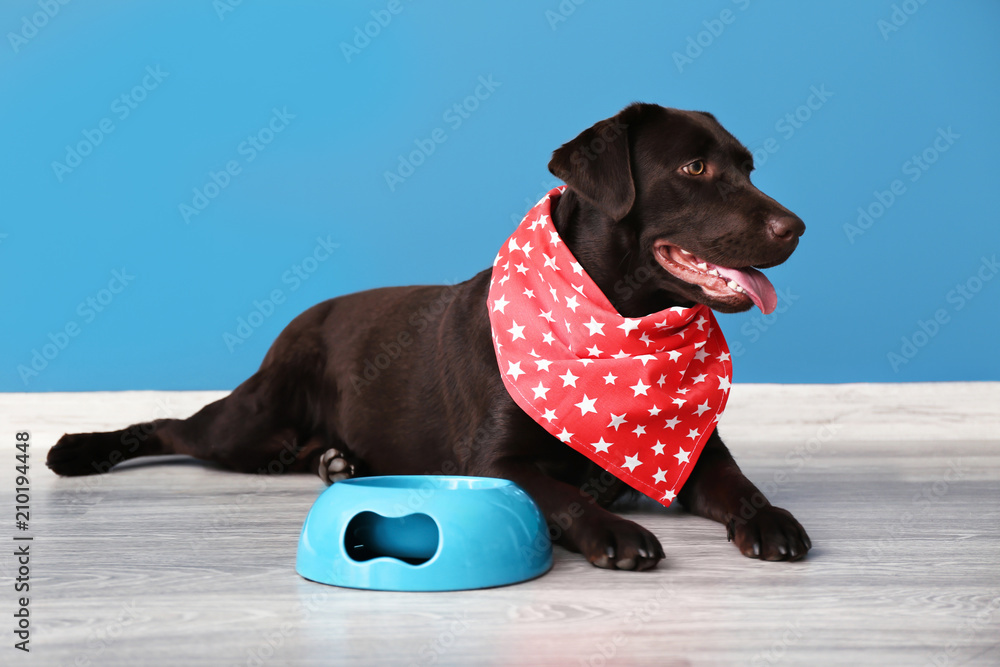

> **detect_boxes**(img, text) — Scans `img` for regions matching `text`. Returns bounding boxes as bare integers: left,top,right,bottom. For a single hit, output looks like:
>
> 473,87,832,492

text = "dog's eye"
683,160,706,176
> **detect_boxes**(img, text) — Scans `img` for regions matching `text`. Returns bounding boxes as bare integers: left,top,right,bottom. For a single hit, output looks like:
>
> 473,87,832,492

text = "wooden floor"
2,383,998,666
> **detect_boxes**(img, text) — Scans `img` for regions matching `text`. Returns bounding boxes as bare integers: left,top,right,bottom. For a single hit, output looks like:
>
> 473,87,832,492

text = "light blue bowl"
296,476,553,591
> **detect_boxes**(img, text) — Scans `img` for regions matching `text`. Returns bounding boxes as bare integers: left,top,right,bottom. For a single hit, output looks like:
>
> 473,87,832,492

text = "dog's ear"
548,106,639,221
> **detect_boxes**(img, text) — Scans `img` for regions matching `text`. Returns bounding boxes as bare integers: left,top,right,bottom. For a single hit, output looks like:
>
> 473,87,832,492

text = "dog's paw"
728,506,811,561
47,432,118,477
318,448,356,485
576,517,665,571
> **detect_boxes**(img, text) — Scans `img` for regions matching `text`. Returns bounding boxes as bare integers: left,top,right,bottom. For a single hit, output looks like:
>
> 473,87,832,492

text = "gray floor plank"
1,384,998,666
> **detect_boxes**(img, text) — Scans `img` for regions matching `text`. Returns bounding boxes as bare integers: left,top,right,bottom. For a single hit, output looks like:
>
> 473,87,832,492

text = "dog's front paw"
575,517,665,571
318,448,356,485
728,506,811,561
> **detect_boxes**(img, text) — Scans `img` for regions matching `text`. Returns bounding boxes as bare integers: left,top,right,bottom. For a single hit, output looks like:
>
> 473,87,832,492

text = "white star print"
617,318,641,336
559,369,579,387
583,316,606,336
487,190,735,510
591,437,612,453
574,394,597,416
630,379,651,397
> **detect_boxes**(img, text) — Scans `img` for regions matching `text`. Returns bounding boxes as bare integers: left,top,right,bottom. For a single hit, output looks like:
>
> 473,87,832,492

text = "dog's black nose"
767,214,805,243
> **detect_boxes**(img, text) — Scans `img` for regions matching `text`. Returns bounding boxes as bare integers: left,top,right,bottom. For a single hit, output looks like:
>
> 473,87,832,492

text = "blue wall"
2,0,998,391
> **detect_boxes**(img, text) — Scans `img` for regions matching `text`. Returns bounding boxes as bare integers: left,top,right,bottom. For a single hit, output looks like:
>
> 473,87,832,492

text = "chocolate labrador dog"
48,103,810,570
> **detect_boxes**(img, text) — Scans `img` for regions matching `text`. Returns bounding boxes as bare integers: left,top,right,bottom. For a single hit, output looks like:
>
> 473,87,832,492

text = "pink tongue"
713,265,778,314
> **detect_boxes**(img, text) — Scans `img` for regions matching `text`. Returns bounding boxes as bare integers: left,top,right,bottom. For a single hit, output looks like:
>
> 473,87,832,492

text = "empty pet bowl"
296,476,552,591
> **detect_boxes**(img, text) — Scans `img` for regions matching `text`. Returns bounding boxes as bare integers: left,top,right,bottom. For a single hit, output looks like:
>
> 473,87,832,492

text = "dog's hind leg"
47,366,332,477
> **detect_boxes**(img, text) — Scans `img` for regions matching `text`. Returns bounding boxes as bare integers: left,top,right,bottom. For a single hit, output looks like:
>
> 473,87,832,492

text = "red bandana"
488,187,733,507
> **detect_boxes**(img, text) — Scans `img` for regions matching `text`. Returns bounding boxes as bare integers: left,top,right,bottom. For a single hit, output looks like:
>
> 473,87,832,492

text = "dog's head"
548,103,804,315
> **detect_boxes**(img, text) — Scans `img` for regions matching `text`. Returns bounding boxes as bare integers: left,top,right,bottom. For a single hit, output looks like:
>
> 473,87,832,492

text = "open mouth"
653,241,778,314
